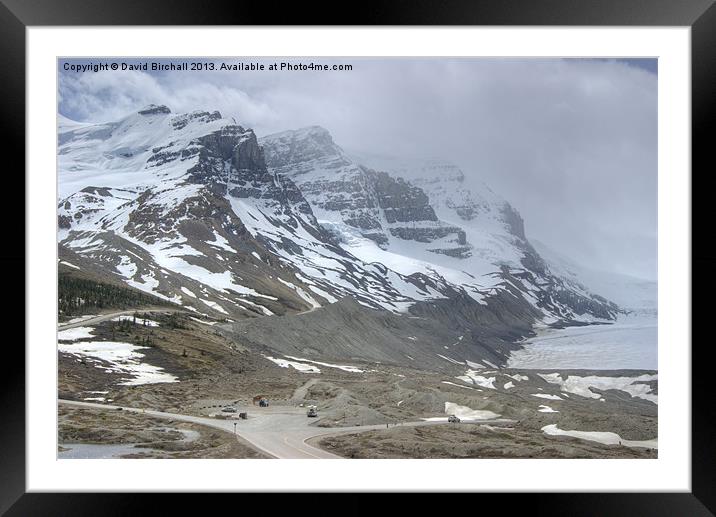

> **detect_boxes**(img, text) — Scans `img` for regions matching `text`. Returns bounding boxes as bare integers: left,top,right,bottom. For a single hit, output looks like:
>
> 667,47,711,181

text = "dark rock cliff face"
185,124,294,203
501,203,526,241
179,122,334,246
365,170,438,224
232,132,266,173
262,126,347,170
58,215,72,229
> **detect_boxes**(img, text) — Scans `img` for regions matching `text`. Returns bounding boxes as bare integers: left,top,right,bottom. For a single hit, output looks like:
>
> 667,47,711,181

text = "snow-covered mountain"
531,240,657,315
58,106,464,317
58,105,622,367
260,126,619,322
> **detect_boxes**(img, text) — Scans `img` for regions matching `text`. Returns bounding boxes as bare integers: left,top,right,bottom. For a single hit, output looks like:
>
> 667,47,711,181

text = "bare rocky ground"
58,406,266,458
58,312,658,459
313,423,657,459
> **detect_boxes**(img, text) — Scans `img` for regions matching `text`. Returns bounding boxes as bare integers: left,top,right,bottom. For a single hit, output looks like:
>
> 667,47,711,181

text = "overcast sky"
59,58,657,281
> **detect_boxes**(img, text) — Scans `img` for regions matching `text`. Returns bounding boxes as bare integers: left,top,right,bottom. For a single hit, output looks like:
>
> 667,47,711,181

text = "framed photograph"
4,0,713,514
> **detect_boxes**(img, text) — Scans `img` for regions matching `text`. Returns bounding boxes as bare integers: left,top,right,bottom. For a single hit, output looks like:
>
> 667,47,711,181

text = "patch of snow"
58,340,178,385
305,283,338,304
200,299,229,315
541,424,657,449
115,256,137,279
531,393,563,400
172,260,276,300
437,354,463,365
236,298,274,316
538,405,559,413
456,370,496,389
209,232,235,252
503,381,515,390
277,277,321,309
180,286,197,298
189,316,216,326
284,355,363,373
264,355,320,373
58,327,95,341
442,381,481,391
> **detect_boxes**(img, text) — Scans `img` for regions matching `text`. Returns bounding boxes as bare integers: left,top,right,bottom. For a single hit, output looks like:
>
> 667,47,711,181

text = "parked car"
221,406,237,413
448,415,461,423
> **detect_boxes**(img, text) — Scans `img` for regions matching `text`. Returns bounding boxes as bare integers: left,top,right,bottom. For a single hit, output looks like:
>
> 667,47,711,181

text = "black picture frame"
3,0,713,514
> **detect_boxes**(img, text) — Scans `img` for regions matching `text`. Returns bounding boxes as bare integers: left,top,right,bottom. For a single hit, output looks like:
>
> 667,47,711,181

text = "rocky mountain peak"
261,126,345,169
170,110,223,130
137,104,172,116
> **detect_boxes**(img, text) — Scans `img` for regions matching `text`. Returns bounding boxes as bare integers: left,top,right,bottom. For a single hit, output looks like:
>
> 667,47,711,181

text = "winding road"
58,399,515,459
